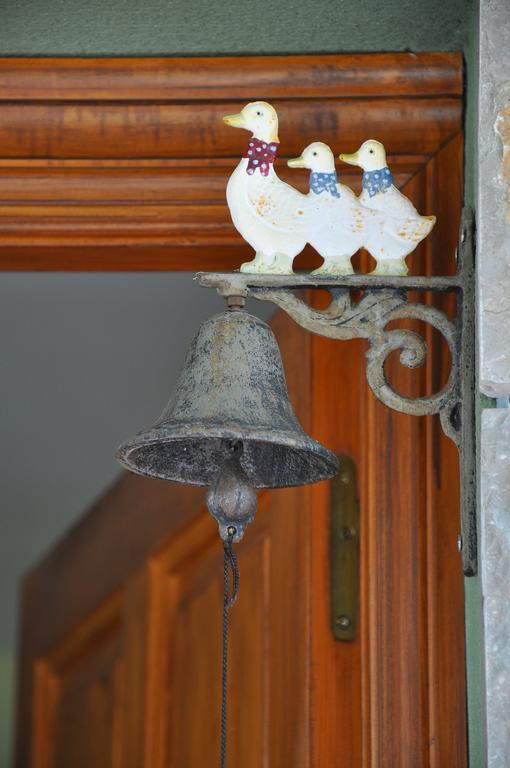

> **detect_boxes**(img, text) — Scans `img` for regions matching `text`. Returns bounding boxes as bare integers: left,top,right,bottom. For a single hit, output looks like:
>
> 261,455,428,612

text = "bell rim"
116,425,339,488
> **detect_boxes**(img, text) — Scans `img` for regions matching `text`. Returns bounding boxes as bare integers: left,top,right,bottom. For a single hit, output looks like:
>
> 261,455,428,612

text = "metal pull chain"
221,526,240,768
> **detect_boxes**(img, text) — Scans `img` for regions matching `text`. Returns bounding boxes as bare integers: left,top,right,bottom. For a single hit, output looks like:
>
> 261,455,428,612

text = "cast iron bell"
116,308,338,540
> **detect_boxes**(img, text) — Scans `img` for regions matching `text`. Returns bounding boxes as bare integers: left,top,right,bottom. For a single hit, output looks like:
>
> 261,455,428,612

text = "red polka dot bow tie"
243,138,279,176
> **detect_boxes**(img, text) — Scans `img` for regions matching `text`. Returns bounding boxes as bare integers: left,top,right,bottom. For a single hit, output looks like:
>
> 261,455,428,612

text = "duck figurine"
223,101,309,274
288,142,381,275
339,140,436,275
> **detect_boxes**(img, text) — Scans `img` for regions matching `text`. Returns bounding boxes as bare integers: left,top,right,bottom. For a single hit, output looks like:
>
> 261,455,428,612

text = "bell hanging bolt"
226,295,246,310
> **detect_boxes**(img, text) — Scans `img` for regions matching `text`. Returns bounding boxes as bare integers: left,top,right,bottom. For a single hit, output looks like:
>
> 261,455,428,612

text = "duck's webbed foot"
240,252,276,274
240,252,295,274
311,255,354,276
264,253,295,274
370,258,408,276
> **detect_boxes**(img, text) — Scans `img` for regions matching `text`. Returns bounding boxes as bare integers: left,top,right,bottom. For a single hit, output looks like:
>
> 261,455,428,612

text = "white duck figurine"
222,101,309,274
339,140,436,275
288,141,381,275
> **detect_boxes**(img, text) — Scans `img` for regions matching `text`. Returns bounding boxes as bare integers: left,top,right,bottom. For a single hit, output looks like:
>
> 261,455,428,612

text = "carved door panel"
17,228,467,766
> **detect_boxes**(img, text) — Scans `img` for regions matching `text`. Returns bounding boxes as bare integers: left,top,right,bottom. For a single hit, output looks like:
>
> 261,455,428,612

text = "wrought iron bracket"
196,207,477,576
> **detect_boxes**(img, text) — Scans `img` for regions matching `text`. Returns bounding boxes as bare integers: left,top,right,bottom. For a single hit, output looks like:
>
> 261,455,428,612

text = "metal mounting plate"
331,456,359,641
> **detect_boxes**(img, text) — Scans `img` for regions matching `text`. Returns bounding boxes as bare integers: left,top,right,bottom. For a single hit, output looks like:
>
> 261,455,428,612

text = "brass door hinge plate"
331,455,359,641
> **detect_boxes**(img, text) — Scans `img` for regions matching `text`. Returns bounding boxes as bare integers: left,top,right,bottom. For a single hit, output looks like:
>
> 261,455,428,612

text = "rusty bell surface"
116,308,338,490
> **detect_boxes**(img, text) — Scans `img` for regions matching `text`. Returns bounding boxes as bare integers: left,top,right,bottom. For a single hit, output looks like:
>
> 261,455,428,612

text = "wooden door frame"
0,53,462,271
7,53,466,767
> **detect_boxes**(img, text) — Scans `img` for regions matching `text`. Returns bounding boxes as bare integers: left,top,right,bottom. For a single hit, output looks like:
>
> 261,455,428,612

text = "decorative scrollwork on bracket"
254,287,460,445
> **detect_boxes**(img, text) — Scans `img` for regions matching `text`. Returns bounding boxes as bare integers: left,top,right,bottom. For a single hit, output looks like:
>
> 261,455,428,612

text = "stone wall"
478,1,510,765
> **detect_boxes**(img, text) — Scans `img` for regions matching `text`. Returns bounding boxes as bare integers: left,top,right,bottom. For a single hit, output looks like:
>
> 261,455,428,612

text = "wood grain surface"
0,53,462,269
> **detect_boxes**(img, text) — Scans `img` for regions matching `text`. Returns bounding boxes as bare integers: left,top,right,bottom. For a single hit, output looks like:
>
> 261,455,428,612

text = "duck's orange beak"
338,150,360,166
287,155,306,168
222,112,246,128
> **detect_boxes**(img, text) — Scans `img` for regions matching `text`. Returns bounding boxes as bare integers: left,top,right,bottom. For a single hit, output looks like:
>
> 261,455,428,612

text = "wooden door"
16,202,467,767
11,54,466,767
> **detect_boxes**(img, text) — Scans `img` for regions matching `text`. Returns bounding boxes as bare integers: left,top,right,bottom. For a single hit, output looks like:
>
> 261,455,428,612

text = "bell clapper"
206,439,258,543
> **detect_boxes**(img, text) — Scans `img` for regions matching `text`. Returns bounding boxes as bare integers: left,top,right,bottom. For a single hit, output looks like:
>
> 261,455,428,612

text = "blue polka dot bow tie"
309,171,341,198
362,167,393,197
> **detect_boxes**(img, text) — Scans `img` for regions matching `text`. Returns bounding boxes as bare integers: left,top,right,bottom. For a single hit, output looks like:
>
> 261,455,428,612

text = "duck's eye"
256,111,262,116
369,149,374,154
313,151,318,156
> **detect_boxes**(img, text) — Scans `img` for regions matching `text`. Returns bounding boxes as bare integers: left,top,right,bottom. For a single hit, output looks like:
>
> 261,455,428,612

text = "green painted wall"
0,0,473,56
0,1,480,766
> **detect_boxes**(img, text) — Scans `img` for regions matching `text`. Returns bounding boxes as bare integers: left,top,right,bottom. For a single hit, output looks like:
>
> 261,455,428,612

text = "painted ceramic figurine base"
222,103,436,277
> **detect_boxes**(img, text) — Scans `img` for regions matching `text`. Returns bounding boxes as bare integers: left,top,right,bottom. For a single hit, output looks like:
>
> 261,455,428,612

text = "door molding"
0,53,462,270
